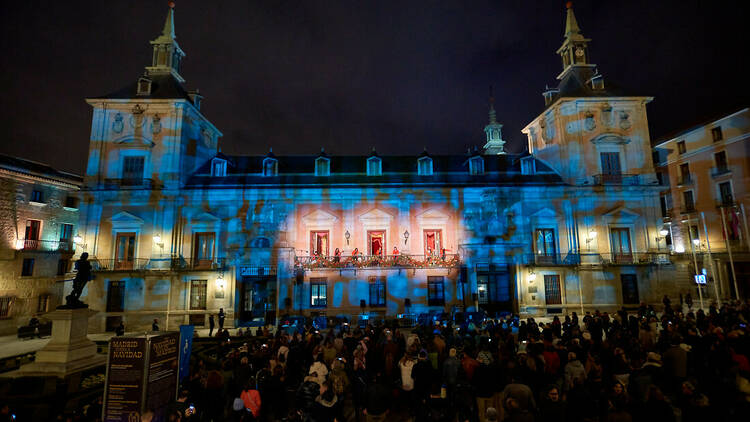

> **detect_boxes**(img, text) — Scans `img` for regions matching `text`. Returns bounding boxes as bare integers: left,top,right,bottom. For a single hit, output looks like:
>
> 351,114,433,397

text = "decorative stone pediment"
590,132,630,145
302,209,338,226
416,209,449,226
110,211,144,230
191,212,220,224
602,206,640,223
358,208,393,225
530,207,557,218
114,136,155,148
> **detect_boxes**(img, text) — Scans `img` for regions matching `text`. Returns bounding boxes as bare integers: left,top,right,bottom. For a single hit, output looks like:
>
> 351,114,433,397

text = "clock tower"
556,2,595,81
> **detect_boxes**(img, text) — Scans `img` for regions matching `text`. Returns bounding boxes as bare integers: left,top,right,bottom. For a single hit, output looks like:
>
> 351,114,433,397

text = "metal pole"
688,229,703,310
701,212,720,304
720,207,740,299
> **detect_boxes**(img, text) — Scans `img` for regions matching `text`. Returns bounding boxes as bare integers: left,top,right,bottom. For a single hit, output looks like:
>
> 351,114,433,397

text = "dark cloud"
1,1,748,174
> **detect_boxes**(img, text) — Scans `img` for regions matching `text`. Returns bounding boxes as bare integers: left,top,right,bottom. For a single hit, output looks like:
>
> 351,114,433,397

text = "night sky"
1,1,749,174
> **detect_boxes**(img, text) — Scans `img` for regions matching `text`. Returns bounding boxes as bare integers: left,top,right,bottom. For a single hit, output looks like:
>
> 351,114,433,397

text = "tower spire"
483,86,505,155
555,2,595,81
145,1,185,83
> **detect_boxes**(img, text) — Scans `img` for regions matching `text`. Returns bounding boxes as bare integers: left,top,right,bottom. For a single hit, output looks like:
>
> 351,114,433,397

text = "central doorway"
368,230,385,257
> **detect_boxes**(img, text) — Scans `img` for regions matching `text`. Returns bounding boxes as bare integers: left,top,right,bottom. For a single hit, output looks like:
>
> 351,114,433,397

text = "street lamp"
403,230,409,245
345,230,350,245
528,270,537,282
659,226,669,237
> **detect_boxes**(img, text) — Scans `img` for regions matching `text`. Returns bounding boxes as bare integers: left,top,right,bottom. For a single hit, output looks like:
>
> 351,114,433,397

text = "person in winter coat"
297,373,322,420
413,350,435,404
309,354,329,385
399,354,417,399
538,385,565,422
442,348,460,390
564,352,586,391
364,373,391,422
240,380,262,421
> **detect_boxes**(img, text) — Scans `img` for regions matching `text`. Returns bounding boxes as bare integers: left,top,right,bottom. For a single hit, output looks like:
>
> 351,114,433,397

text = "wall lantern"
345,230,351,245
659,226,669,237
403,230,409,244
73,234,83,244
528,271,537,282
153,234,164,248
216,274,226,290
588,229,597,239
692,238,700,247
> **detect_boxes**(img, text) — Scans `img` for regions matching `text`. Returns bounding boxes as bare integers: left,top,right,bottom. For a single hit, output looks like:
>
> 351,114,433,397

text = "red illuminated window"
310,231,329,256
368,231,385,257
423,230,442,256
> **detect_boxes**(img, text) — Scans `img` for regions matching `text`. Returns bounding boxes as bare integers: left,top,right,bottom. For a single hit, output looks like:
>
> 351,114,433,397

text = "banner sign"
694,274,707,284
178,325,194,382
103,337,147,422
145,332,180,420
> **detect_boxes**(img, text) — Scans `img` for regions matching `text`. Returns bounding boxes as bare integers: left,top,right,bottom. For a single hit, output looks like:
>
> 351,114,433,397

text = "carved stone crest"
112,112,124,133
130,104,146,128
151,114,162,134
619,111,631,130
584,111,596,131
601,104,614,127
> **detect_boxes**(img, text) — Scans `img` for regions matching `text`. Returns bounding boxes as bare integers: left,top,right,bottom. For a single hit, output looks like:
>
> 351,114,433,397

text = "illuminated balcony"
295,254,461,270
18,239,74,252
592,174,640,185
91,257,227,272
523,253,580,266
595,252,671,265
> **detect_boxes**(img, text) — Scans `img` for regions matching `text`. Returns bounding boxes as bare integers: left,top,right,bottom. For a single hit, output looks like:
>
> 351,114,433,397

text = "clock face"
575,47,584,57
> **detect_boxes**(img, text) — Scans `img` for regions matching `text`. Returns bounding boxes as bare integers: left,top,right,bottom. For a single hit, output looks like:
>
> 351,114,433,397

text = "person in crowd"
219,308,226,330
209,313,215,337
152,318,159,331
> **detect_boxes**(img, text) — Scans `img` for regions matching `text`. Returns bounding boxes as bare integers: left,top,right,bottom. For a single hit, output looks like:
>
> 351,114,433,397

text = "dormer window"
137,76,152,96
520,157,536,175
469,156,484,175
367,156,382,176
418,156,433,176
589,74,604,91
211,158,227,177
30,190,44,203
315,157,330,176
262,157,278,177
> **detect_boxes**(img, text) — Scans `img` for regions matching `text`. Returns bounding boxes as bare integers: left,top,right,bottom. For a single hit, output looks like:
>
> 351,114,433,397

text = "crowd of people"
163,298,749,422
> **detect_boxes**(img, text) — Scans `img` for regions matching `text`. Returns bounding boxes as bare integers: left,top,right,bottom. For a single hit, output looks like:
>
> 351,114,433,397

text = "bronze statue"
62,252,92,308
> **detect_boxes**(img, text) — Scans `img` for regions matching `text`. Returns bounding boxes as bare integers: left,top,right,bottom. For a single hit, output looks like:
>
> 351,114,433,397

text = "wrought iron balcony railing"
20,239,74,252
592,174,640,185
594,252,671,265
295,254,460,270
677,175,693,186
100,178,160,190
716,196,736,208
91,257,227,272
522,253,581,266
711,166,731,178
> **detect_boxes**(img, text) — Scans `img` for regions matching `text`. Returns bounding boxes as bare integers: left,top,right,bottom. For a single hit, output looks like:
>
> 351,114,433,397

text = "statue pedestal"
18,307,106,377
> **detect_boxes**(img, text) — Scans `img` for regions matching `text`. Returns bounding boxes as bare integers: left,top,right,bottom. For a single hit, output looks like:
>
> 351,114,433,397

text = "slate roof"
185,153,564,188
92,74,194,104
0,154,82,186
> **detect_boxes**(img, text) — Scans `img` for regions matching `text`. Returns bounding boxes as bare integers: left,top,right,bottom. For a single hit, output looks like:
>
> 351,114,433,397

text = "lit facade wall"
654,108,750,299
0,160,81,335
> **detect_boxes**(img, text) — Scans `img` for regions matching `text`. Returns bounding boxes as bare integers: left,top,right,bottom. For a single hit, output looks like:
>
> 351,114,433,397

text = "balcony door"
610,228,632,263
600,152,621,181
310,231,329,256
24,220,41,250
534,229,556,264
115,232,136,270
193,232,215,269
368,230,385,257
423,229,442,256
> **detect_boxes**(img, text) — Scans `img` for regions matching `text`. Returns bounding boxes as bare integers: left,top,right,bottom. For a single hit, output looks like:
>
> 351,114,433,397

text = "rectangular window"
469,157,484,175
544,275,562,305
621,274,639,304
715,151,728,172
64,196,79,209
683,190,695,212
689,225,700,244
418,158,433,176
610,228,633,263
57,258,69,276
122,156,145,184
310,278,327,307
711,126,723,142
106,280,125,312
30,190,44,203
115,232,136,270
193,232,216,268
368,230,385,257
190,280,207,310
21,258,34,276
37,294,50,313
677,140,686,154
211,160,227,177
310,231,329,256
423,229,442,256
367,158,382,176
315,158,330,176
679,163,691,184
60,224,74,251
477,278,489,304
0,297,14,319
660,195,669,218
24,220,41,250
427,276,445,306
600,152,622,175
719,182,733,206
369,276,386,307
534,229,556,263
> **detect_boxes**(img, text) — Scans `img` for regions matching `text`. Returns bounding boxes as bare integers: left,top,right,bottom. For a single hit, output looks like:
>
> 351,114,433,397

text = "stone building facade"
0,155,82,335
68,4,687,332
654,107,750,302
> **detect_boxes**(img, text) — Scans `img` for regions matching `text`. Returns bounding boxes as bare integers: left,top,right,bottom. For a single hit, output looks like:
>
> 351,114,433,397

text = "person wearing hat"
564,351,586,392
412,349,435,405
629,351,666,404
485,406,500,422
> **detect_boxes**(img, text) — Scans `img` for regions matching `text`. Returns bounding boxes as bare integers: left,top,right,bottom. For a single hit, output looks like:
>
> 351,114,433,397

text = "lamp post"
403,230,409,245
